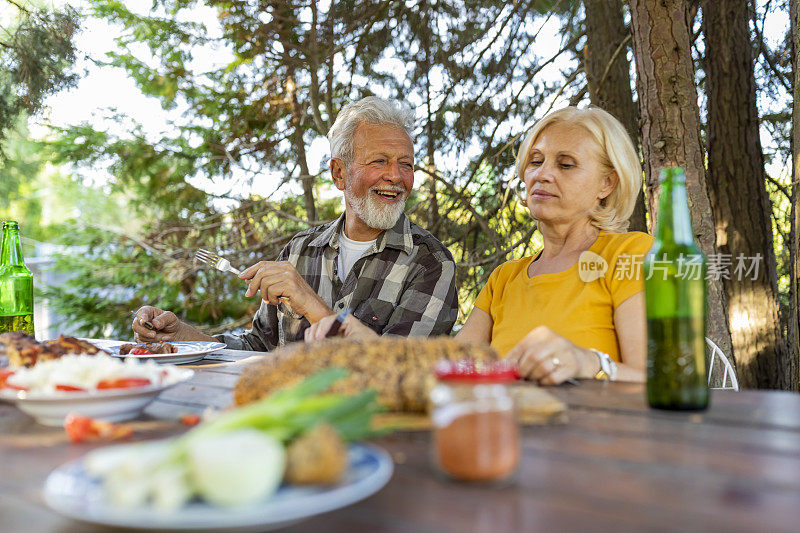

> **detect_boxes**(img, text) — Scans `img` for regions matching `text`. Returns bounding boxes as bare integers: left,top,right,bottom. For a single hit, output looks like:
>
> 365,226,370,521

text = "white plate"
0,369,193,426
44,443,393,531
85,339,227,365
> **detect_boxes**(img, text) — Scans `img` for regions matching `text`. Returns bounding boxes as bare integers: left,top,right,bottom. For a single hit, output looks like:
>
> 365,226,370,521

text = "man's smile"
372,188,405,202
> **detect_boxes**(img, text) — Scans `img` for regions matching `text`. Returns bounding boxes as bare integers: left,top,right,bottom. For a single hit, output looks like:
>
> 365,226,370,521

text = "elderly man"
133,96,458,350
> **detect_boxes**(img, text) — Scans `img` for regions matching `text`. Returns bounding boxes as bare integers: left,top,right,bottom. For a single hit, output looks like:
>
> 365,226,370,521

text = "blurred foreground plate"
84,339,226,365
43,443,393,532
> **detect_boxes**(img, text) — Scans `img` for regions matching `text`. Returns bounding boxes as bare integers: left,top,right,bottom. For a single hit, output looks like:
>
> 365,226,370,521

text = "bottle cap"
434,359,519,383
2,221,19,229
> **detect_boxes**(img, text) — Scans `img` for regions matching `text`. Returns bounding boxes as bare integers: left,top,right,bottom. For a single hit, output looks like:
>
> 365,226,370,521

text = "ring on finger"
551,357,561,368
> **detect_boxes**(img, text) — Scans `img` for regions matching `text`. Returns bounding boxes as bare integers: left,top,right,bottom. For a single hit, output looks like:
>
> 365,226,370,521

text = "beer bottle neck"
0,226,25,267
654,177,694,245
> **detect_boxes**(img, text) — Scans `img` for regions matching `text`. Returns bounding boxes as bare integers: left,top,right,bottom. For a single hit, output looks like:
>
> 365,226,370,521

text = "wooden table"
2,348,800,532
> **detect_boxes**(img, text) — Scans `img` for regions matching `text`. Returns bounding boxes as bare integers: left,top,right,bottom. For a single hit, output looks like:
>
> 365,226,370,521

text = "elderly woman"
456,106,652,384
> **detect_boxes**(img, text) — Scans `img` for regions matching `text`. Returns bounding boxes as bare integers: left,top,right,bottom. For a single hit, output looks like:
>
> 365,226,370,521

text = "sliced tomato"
180,414,201,427
0,369,14,388
130,348,153,355
64,413,133,443
55,384,87,392
64,413,94,442
96,377,152,389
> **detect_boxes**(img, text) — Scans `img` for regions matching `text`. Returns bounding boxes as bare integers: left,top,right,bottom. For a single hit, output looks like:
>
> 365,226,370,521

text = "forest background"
2,0,798,390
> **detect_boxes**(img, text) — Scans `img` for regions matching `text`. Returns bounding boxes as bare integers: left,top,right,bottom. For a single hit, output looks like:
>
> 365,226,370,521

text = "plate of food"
43,442,392,531
0,332,110,368
86,339,227,365
42,368,393,531
0,350,193,425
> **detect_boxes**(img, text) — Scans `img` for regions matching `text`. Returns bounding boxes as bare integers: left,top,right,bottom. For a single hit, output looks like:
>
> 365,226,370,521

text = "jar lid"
434,359,519,383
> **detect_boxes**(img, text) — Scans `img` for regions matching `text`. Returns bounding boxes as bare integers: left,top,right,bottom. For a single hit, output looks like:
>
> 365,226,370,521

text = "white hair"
327,96,415,166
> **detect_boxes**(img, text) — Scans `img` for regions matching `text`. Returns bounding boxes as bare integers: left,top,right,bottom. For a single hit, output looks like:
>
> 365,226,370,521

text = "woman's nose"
534,161,556,182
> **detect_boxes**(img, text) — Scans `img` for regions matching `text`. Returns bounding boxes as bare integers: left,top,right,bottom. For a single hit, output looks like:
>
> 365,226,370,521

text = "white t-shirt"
337,229,376,282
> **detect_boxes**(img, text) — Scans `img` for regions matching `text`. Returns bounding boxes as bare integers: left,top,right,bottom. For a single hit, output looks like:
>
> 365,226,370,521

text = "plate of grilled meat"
87,339,227,365
0,333,193,425
0,332,109,369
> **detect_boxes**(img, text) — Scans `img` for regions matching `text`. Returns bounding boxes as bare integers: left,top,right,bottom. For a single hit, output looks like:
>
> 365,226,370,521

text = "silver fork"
195,248,293,307
195,249,241,275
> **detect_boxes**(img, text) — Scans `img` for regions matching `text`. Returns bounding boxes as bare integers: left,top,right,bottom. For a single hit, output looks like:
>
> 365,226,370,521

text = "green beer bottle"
0,221,35,336
644,167,708,410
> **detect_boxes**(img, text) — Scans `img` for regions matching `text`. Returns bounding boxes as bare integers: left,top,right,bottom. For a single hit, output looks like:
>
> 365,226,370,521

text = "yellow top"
474,231,654,360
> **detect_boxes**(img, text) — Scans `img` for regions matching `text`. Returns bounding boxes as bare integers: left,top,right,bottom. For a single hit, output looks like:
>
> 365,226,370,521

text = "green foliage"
0,121,81,245
0,1,80,156
7,0,792,347
33,0,584,337
751,1,794,318
0,121,41,212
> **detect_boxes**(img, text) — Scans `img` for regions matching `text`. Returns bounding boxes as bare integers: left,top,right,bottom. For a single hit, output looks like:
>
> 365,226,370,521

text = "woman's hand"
304,313,378,343
505,326,598,385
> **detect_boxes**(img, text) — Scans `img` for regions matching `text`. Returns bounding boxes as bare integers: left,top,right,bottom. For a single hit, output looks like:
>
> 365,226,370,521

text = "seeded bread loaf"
233,337,499,412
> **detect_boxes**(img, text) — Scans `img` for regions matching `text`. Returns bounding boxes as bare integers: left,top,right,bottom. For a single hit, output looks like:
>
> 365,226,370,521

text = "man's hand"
505,326,598,385
240,261,332,323
132,306,215,342
304,313,378,343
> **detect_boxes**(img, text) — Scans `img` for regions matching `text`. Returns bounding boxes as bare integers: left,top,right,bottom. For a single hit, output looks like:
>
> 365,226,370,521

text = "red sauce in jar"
430,359,520,482
434,409,520,482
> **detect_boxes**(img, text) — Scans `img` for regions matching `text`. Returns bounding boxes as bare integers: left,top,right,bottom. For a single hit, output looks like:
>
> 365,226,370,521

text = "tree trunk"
286,70,317,223
422,6,440,236
629,0,734,364
702,0,790,390
583,0,647,233
272,2,317,222
790,0,800,391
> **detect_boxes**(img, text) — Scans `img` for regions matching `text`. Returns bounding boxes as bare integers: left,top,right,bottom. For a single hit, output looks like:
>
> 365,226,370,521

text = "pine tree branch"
4,0,32,16
569,84,588,106
456,225,537,269
452,28,583,208
765,172,792,202
415,165,501,249
595,33,632,95
752,15,792,94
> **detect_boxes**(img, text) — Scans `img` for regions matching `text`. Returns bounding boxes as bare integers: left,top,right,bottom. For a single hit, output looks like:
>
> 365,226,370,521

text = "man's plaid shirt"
218,213,458,351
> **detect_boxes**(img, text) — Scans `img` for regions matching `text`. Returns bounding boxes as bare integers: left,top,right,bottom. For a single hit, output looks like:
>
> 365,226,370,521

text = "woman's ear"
599,170,619,200
330,158,347,191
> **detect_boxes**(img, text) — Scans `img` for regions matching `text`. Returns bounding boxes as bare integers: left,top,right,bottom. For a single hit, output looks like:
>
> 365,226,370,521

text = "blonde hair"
515,106,641,233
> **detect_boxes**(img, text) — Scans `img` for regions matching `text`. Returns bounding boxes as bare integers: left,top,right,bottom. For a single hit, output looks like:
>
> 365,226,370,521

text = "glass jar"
429,359,520,483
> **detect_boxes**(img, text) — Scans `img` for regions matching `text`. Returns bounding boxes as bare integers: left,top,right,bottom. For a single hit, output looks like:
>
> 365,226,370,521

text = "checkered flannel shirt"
217,213,458,351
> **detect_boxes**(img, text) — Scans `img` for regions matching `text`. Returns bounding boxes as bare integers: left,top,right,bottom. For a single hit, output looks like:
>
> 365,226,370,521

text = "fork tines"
195,248,220,266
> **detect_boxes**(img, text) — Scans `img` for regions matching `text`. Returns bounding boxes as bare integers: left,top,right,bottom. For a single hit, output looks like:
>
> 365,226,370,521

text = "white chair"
705,338,739,391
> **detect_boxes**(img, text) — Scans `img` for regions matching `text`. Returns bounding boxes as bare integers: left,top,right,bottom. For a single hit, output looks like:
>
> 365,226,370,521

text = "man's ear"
599,170,619,200
331,158,347,191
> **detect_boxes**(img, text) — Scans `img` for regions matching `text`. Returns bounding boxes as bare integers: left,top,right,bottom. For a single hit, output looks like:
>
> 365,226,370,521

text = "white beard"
345,186,407,230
